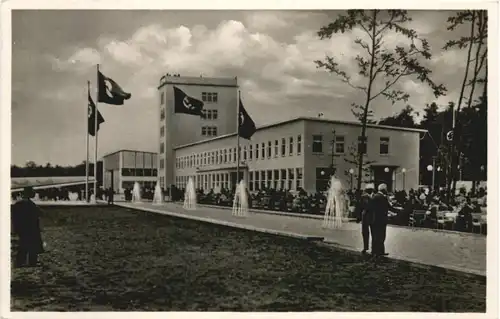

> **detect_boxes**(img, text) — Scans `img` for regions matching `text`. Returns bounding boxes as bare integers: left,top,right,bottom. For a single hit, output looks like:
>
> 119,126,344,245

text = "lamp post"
401,168,406,191
384,167,389,189
349,168,354,190
427,164,434,190
436,167,442,189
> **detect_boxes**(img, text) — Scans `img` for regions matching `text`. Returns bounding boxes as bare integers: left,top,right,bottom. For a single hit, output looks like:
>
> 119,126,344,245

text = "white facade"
173,118,424,194
158,74,239,190
102,150,158,193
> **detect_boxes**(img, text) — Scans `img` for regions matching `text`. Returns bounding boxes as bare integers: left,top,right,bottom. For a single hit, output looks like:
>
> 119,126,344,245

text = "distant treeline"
11,161,103,178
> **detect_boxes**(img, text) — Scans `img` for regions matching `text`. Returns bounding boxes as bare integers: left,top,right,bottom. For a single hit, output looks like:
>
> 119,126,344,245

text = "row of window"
160,92,219,105
202,92,218,103
121,168,158,177
201,126,218,137
175,168,304,191
175,135,303,169
311,135,390,155
201,109,218,120
247,168,303,191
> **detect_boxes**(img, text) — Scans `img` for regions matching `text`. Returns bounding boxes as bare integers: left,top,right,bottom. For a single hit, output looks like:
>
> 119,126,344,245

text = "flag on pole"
98,71,131,105
238,97,256,139
88,94,105,136
173,86,204,116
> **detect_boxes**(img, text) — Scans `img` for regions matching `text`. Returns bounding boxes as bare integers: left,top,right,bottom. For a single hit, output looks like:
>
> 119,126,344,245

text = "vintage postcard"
1,0,498,318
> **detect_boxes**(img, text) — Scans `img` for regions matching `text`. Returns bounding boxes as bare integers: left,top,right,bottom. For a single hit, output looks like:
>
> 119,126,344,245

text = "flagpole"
86,81,90,202
94,64,99,203
236,88,240,186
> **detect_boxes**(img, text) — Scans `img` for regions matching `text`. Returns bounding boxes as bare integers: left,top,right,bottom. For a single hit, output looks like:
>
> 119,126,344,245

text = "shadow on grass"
10,206,486,312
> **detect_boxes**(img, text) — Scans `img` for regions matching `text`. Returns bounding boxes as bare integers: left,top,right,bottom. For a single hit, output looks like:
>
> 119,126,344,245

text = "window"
316,167,330,192
249,172,254,191
281,138,286,156
207,110,212,120
358,136,368,154
255,170,260,191
201,110,207,119
224,149,228,163
268,142,272,158
289,137,293,155
335,136,345,154
280,169,286,189
273,169,279,189
267,170,272,188
160,143,164,153
296,168,303,189
233,148,237,162
213,110,218,120
201,126,217,136
312,135,323,153
261,143,265,159
160,92,164,105
243,146,247,160
202,92,218,103
297,135,302,154
160,108,165,120
274,140,279,157
122,168,133,176
211,152,215,165
288,168,294,190
160,126,165,137
380,137,390,155
261,171,266,189
249,145,253,160
159,159,164,169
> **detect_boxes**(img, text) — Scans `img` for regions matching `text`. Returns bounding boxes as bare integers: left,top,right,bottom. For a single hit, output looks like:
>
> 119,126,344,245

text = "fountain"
232,180,249,217
322,176,347,229
183,177,197,210
132,182,142,203
152,182,163,205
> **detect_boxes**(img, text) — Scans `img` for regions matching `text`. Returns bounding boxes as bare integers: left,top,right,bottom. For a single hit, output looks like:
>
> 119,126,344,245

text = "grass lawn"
10,206,486,312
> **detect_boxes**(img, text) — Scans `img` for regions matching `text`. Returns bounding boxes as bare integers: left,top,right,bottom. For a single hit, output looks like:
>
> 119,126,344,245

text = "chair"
436,212,446,229
471,213,482,234
410,210,426,227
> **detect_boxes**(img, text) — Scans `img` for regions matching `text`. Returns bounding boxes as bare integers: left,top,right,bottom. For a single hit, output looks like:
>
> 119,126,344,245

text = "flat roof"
174,117,427,150
158,74,239,90
103,149,158,158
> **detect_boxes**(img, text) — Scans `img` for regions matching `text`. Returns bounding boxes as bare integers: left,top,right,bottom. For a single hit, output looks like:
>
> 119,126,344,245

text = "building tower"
157,74,239,190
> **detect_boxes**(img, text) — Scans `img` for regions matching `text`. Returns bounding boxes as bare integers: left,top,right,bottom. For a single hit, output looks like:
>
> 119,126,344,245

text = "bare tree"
315,10,446,193
443,10,487,198
343,143,376,187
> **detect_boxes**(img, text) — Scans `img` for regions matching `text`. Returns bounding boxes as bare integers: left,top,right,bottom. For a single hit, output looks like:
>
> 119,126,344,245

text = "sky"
11,9,483,166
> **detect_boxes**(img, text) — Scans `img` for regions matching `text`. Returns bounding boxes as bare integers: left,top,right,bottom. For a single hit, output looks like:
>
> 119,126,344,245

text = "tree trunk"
448,11,476,202
356,10,378,196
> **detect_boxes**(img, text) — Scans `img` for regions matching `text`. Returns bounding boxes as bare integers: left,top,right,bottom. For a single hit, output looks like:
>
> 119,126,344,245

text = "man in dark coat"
11,187,44,267
107,188,114,205
356,184,375,254
371,183,390,257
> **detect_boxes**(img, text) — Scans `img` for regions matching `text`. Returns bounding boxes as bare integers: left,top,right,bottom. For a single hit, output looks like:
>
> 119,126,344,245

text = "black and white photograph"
1,1,498,316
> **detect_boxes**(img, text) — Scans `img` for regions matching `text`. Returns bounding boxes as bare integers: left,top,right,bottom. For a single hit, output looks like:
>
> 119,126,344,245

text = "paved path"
116,202,486,276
